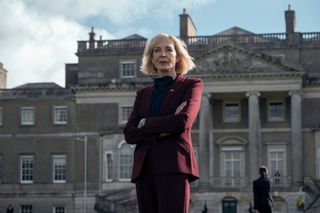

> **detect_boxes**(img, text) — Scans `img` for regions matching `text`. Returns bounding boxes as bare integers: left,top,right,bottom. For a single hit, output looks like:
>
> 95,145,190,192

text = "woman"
253,166,273,213
123,33,203,213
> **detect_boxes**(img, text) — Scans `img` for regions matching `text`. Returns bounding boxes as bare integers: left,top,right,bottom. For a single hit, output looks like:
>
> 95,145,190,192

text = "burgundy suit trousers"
135,173,190,213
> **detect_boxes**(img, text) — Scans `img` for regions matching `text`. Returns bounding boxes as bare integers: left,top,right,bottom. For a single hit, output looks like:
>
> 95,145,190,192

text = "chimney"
89,27,96,49
179,8,197,39
285,4,296,34
0,62,7,89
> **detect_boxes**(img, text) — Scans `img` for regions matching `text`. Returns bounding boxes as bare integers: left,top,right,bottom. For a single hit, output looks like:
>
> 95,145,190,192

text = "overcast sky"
1,0,319,88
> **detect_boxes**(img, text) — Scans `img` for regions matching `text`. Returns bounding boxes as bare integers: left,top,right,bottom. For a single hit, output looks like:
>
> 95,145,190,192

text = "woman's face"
151,37,180,76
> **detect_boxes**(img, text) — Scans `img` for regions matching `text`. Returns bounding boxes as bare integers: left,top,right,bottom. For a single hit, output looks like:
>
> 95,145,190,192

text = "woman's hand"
137,118,146,129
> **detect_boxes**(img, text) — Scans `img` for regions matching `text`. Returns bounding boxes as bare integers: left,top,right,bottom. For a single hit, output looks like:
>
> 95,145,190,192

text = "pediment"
215,26,254,36
193,44,304,76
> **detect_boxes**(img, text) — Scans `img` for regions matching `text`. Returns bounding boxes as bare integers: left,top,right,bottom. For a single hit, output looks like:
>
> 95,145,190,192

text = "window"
268,145,287,185
53,206,66,213
223,102,240,122
20,205,32,213
21,107,35,125
268,101,285,121
0,155,2,183
119,142,133,181
20,155,34,184
105,152,113,181
120,60,136,78
224,151,241,186
53,155,67,183
0,107,3,126
54,106,68,124
120,106,133,124
220,146,245,187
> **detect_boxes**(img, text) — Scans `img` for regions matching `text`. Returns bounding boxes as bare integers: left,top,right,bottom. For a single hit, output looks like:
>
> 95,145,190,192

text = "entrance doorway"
222,197,237,213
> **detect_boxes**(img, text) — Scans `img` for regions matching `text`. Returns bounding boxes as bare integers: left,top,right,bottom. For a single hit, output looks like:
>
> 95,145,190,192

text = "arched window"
118,142,133,181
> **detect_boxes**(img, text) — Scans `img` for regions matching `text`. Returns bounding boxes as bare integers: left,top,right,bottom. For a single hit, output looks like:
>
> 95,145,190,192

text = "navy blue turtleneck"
151,76,175,117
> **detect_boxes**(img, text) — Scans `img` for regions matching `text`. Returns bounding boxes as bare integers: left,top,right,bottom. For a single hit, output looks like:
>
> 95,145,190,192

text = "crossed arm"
123,79,203,145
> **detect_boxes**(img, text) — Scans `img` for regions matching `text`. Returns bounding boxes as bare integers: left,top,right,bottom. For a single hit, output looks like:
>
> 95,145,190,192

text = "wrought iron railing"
270,176,292,187
212,177,248,188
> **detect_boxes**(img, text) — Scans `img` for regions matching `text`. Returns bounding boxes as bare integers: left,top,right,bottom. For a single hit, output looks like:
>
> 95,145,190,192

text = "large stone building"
1,6,320,213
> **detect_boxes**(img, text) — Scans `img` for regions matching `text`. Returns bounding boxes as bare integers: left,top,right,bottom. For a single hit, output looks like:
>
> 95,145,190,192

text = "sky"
0,0,319,88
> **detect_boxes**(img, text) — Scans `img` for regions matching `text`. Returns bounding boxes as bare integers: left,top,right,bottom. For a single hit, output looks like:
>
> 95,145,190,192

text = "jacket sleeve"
253,181,258,210
267,181,273,206
123,89,156,145
142,78,203,134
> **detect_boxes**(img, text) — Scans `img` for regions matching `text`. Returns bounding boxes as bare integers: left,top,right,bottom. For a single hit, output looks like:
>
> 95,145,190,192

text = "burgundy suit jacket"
123,74,203,183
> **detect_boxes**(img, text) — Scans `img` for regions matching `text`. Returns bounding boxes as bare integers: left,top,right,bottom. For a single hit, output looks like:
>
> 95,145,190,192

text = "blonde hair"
140,33,195,75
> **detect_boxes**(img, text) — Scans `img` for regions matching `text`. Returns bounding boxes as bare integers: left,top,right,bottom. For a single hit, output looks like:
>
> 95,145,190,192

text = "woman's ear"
176,55,180,63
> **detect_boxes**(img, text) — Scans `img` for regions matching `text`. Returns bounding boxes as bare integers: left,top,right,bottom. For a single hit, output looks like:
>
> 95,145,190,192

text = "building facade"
1,6,320,213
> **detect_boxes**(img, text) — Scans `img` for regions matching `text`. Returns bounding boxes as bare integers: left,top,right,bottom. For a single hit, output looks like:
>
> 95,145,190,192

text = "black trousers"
257,206,272,213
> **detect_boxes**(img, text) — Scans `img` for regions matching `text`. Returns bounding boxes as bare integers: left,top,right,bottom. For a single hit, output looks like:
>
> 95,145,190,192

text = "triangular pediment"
215,26,254,36
193,44,304,76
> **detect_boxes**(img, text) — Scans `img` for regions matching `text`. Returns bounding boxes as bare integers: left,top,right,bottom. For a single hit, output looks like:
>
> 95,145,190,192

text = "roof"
14,82,63,89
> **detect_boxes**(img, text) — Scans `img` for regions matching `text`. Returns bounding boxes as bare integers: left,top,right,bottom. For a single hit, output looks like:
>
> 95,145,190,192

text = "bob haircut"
259,166,269,176
140,33,195,76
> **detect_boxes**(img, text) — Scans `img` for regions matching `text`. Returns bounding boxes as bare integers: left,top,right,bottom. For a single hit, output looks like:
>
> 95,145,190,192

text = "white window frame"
267,100,285,122
105,151,113,182
53,106,68,125
20,155,34,184
267,145,287,181
118,141,133,181
119,105,133,124
53,155,67,183
220,146,245,187
120,59,136,78
20,205,33,213
223,101,241,123
21,107,35,125
53,205,66,213
0,107,3,126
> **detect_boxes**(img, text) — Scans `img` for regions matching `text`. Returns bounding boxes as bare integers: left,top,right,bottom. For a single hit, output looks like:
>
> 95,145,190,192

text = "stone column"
289,90,303,185
199,93,212,186
315,131,320,179
246,91,261,182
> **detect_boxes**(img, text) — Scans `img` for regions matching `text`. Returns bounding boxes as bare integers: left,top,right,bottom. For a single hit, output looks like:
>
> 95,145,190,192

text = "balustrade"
77,32,320,52
0,88,72,97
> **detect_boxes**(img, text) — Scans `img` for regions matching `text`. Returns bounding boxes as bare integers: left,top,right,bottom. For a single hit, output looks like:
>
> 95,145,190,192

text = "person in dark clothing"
253,166,273,213
7,204,14,213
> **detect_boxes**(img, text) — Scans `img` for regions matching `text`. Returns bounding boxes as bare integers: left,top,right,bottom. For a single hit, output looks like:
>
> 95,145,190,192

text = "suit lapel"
158,74,185,115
